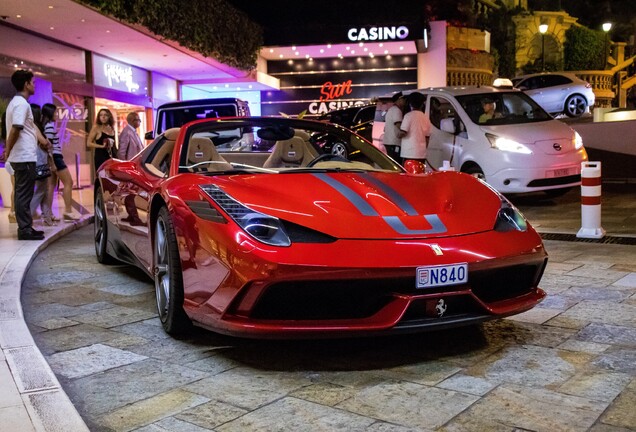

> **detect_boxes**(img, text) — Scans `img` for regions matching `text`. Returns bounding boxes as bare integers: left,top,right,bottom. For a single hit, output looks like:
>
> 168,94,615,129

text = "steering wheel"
306,153,349,167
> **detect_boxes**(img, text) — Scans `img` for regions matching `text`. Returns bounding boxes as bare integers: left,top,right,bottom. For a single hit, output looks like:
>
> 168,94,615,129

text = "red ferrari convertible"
94,117,547,338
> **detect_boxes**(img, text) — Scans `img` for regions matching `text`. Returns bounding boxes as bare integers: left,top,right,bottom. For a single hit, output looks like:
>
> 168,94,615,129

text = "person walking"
382,92,406,161
42,103,79,221
3,69,47,240
117,112,144,160
398,92,431,173
29,103,57,226
87,108,116,171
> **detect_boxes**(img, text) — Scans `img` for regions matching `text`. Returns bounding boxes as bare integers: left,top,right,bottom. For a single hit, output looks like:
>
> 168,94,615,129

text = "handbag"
35,163,51,180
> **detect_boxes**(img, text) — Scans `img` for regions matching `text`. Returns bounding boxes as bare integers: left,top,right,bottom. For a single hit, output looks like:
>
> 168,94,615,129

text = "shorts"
52,154,67,171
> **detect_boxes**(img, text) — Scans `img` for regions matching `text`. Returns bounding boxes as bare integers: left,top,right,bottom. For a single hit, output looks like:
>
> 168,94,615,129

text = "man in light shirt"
382,92,406,161
3,70,49,240
398,92,431,172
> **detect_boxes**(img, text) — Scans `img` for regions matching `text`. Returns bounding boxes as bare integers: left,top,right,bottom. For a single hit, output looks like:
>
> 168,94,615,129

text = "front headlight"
574,131,584,150
494,196,528,232
486,133,532,154
200,185,291,246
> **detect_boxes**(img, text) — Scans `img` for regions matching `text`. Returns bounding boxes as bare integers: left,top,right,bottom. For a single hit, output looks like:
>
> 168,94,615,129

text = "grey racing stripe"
358,173,418,216
383,215,448,235
312,173,378,216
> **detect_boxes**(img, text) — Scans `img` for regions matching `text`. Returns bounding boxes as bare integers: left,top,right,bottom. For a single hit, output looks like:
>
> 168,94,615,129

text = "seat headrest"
278,136,306,164
188,137,215,164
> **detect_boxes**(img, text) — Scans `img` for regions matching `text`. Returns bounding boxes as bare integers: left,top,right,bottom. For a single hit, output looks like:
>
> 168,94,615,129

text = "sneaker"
8,212,16,223
63,212,80,221
50,215,61,222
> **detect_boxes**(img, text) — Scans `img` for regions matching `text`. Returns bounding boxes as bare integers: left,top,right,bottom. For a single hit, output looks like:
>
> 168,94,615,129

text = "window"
429,97,457,129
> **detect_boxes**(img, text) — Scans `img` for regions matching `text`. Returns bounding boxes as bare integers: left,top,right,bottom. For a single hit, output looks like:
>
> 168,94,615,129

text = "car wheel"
564,94,587,118
331,142,347,157
463,165,486,181
94,186,115,264
154,206,191,335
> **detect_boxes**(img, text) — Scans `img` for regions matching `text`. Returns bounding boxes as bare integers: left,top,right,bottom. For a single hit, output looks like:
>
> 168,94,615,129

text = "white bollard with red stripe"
576,161,606,239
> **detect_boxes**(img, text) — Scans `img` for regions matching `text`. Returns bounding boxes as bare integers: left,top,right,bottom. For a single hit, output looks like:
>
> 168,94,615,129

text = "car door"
114,136,173,268
539,74,573,113
426,96,467,169
518,76,550,111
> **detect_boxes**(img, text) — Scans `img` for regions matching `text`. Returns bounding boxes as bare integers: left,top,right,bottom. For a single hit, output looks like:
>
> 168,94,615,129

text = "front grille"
250,278,401,320
470,262,545,303
527,174,580,187
249,262,546,321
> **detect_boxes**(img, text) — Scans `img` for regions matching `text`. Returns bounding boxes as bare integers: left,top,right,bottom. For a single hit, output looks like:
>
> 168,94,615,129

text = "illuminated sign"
92,54,149,96
320,80,353,101
347,26,409,42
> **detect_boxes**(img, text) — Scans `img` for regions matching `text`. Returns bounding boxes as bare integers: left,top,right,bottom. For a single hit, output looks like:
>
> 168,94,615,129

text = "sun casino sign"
347,25,409,42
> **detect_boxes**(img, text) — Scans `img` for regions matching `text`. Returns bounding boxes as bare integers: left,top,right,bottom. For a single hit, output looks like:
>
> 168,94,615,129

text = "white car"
512,72,595,118
374,86,588,195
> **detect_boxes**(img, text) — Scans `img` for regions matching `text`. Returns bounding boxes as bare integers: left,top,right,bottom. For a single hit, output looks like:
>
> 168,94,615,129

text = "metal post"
72,152,83,190
541,34,545,71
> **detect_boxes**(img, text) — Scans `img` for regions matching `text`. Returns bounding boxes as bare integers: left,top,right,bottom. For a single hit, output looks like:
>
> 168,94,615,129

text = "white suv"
374,86,588,195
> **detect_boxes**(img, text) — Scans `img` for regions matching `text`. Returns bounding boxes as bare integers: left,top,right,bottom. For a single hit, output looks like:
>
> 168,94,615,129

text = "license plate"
417,263,468,288
546,167,574,178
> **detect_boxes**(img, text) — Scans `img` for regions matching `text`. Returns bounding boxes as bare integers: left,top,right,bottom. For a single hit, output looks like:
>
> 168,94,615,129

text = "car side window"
543,75,572,87
144,136,174,177
428,97,457,129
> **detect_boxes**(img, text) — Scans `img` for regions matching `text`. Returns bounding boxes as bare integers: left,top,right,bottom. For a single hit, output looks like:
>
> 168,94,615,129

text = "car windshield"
456,92,553,125
175,117,402,175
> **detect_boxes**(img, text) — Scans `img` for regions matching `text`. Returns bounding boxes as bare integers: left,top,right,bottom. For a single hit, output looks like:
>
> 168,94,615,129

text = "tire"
94,187,115,264
154,206,191,335
331,142,347,157
463,164,486,181
564,94,587,118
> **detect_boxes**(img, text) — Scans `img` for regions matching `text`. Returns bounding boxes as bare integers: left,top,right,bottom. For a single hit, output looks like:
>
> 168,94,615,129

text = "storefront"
0,24,178,187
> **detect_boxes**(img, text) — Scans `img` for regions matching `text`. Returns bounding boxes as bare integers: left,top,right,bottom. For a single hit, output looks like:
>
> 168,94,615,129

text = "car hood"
480,121,577,154
207,171,504,239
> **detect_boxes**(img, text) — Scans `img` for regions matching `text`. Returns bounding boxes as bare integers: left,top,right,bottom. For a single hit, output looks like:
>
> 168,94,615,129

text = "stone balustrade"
447,67,494,86
571,71,615,108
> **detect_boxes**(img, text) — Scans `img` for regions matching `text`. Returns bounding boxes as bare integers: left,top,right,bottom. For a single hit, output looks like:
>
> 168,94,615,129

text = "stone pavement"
2,183,635,431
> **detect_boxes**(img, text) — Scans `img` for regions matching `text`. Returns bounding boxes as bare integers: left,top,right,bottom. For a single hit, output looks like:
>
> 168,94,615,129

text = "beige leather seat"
263,136,316,168
187,137,232,172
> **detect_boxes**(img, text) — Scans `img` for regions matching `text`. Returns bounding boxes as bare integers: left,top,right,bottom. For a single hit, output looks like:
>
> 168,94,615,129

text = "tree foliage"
77,0,263,70
564,26,606,70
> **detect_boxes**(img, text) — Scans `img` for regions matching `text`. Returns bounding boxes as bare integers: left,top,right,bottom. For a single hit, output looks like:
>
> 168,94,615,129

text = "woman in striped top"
42,103,78,221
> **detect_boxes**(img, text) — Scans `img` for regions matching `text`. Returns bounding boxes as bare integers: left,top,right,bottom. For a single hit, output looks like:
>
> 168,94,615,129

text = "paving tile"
217,397,376,432
0,361,23,408
557,339,611,354
0,319,35,349
64,358,208,416
24,389,89,432
592,348,636,374
613,272,636,288
553,300,636,327
289,382,356,406
175,399,248,429
436,373,496,396
98,389,209,432
36,317,79,330
577,323,636,347
5,346,58,393
505,306,562,324
0,297,21,320
335,380,478,430
185,367,311,410
134,416,212,431
599,386,636,429
558,370,631,402
71,304,156,328
47,343,147,379
478,345,585,388
30,323,121,355
444,383,607,432
0,405,36,432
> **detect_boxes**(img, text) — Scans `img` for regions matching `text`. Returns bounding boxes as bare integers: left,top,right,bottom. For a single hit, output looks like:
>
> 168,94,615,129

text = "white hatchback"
374,86,588,195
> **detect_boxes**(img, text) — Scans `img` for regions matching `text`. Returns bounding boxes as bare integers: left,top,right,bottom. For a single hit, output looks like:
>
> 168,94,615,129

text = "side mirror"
144,131,154,140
